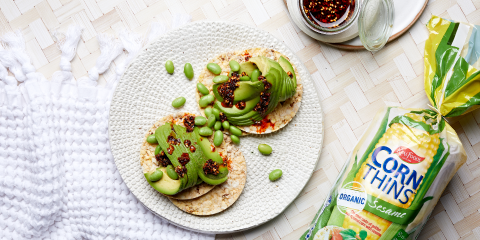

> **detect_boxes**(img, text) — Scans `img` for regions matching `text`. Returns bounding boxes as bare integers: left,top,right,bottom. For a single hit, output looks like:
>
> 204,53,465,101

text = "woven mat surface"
1,0,480,240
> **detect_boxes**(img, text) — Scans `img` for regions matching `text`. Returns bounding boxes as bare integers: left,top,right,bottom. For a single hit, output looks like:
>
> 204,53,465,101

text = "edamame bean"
240,76,250,81
251,69,260,82
199,94,215,108
147,134,158,144
229,60,240,72
230,135,240,144
229,126,242,136
165,60,174,74
166,165,178,180
207,63,222,75
199,127,213,136
204,107,213,116
214,121,222,130
222,121,230,130
258,144,272,155
207,114,216,128
172,97,186,108
269,169,282,182
184,63,194,79
212,75,229,84
155,145,161,155
195,116,207,126
214,130,223,147
212,108,220,120
197,83,209,95
149,169,163,182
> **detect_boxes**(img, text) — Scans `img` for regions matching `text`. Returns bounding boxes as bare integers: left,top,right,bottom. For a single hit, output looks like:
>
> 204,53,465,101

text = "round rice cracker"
140,113,216,200
196,48,303,134
169,134,246,215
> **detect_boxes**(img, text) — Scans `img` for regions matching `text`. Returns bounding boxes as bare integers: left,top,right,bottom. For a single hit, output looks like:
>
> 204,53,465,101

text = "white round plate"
287,0,428,47
109,21,324,234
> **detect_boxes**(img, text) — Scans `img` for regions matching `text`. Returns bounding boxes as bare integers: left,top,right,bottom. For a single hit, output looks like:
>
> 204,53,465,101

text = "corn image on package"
300,15,480,240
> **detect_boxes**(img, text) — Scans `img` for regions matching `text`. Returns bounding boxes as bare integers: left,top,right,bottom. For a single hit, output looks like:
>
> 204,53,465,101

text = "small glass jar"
358,0,394,51
299,0,361,35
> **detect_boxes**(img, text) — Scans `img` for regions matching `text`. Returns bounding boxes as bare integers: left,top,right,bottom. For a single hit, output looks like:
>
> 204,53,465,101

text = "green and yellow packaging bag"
300,15,480,240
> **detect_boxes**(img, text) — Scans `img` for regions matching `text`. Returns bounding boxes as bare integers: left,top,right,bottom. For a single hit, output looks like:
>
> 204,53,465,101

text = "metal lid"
358,0,395,51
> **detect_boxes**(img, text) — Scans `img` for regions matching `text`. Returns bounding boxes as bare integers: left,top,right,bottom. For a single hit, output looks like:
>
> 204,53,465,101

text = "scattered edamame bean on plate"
269,169,282,182
258,144,272,155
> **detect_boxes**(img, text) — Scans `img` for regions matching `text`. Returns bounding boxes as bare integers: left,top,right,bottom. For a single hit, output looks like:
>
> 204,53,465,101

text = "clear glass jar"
358,0,394,51
298,0,361,35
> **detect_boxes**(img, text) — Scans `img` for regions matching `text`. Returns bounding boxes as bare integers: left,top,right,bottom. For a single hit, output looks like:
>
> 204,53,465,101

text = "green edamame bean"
269,169,282,182
214,130,223,147
165,60,174,74
229,126,242,136
197,83,209,95
239,76,250,81
212,108,220,120
207,63,222,75
214,121,222,130
199,94,215,108
199,127,213,136
229,60,240,72
251,69,260,82
230,135,240,144
147,134,158,144
207,114,216,128
195,116,207,126
172,97,186,108
258,144,272,155
212,75,229,84
155,145,161,155
204,107,213,116
149,169,163,182
222,121,230,130
166,165,178,180
184,63,194,79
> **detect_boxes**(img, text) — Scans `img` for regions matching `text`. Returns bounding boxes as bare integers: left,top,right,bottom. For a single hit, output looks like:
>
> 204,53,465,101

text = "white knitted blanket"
0,15,215,240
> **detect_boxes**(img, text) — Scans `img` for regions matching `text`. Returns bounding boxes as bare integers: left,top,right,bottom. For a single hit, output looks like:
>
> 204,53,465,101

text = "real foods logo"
337,182,367,214
394,146,425,164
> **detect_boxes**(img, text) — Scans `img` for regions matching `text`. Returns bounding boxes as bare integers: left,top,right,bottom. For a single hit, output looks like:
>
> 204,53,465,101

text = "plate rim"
108,19,325,234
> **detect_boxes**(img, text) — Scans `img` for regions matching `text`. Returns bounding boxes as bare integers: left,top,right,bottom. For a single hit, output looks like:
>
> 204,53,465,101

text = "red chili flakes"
184,139,191,147
253,117,275,134
203,159,220,175
253,92,271,115
189,145,196,152
243,52,252,61
235,101,246,110
178,153,190,166
183,115,195,132
167,135,181,145
262,80,272,91
303,0,355,28
211,145,216,152
218,73,240,108
241,72,247,76
155,151,172,167
219,112,227,122
287,71,293,78
175,166,187,178
167,145,174,155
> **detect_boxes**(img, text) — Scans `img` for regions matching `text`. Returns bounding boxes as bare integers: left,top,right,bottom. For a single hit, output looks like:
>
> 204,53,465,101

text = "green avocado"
144,168,181,195
193,127,229,185
277,56,297,101
233,81,264,102
238,62,257,76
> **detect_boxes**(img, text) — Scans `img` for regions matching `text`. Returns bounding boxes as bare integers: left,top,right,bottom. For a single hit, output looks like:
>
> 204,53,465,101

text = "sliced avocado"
213,96,260,117
228,110,263,126
144,168,181,195
278,56,297,88
239,62,257,76
194,128,229,185
233,81,264,102
212,84,223,102
172,125,199,189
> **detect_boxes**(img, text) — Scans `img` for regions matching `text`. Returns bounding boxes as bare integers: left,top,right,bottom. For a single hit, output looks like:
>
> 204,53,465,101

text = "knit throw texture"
0,14,215,240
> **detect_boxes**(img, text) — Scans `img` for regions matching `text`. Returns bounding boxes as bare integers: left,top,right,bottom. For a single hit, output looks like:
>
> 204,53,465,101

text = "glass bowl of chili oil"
299,0,361,35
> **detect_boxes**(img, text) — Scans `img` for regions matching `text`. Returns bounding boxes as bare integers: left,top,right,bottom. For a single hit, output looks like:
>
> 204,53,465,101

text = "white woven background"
2,0,480,240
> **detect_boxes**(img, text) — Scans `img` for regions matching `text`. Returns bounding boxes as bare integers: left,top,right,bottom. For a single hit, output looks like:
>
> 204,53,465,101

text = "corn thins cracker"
301,16,480,240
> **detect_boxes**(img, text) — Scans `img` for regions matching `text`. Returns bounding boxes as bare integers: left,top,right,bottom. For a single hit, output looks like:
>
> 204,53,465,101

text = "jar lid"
358,0,395,51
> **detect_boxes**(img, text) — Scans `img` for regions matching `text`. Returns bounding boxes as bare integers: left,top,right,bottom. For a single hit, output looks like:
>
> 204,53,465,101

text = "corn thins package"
300,15,480,240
